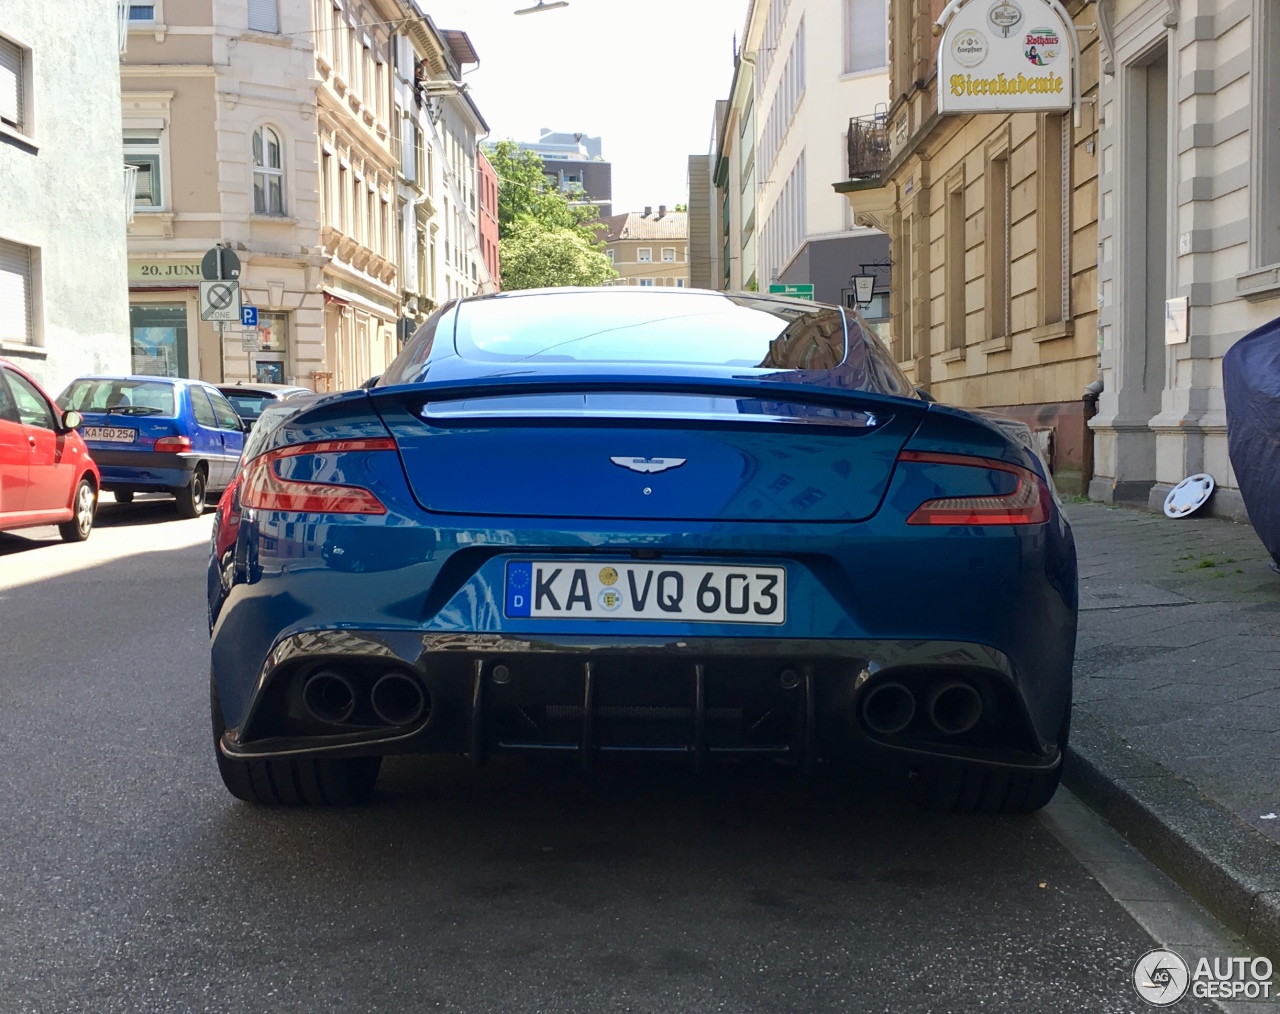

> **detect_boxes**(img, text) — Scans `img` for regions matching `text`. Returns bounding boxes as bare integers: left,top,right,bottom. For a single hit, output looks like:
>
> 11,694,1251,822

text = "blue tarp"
1223,313,1280,565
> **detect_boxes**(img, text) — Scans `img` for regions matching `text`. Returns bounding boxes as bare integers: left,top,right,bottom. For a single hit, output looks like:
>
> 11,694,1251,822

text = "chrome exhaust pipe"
302,670,357,724
860,680,916,736
370,672,428,727
926,680,983,735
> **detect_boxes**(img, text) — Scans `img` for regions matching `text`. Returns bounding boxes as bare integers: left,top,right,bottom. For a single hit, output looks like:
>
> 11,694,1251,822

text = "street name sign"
768,283,815,300
199,280,241,321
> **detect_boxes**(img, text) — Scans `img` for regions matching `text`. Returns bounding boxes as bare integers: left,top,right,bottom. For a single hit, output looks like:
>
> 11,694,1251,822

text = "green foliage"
499,217,617,291
485,140,604,244
674,203,688,212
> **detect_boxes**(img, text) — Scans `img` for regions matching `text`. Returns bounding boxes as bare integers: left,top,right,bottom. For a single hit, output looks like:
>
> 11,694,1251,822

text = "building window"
124,131,164,210
321,149,332,221
1038,113,1070,325
661,248,676,262
247,0,279,33
637,248,652,262
338,164,349,232
127,4,156,21
1251,0,1280,270
129,303,188,377
252,126,285,215
0,239,35,344
898,215,914,363
945,169,966,351
676,278,685,287
640,278,655,287
0,35,30,135
606,249,614,263
845,0,887,74
985,149,1011,340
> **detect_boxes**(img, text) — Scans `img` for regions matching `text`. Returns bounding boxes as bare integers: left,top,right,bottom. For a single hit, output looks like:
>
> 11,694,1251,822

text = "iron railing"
847,115,890,181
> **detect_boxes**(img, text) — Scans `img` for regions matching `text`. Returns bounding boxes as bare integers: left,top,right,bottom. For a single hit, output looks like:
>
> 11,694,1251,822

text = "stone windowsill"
0,341,46,358
980,335,1013,354
250,214,299,225
939,347,965,363
0,121,37,152
1030,320,1075,343
1236,263,1280,302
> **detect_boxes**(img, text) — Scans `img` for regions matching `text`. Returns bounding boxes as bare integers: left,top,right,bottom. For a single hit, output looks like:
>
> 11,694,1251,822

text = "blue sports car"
208,289,1077,811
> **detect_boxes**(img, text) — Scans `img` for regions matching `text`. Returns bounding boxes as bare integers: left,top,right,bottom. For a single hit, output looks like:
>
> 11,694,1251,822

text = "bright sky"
425,0,746,214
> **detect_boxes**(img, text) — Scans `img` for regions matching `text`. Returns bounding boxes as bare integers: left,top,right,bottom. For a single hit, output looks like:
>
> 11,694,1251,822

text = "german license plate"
82,426,136,443
504,561,786,624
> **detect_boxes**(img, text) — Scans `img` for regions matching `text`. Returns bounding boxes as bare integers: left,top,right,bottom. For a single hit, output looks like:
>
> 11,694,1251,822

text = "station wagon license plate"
504,562,786,624
82,426,136,443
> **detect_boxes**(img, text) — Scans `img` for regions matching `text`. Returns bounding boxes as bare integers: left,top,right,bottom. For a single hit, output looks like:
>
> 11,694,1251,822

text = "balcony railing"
847,115,890,181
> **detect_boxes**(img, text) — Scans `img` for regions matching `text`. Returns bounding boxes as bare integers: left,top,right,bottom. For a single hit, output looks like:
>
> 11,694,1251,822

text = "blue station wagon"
59,376,246,517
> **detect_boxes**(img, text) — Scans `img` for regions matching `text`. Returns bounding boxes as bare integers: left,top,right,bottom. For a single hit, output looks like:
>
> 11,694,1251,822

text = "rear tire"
174,467,206,519
114,490,134,504
917,710,1070,815
58,479,96,543
209,672,381,806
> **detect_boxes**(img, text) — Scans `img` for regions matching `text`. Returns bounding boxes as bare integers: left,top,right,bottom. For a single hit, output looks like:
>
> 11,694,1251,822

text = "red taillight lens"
155,435,192,453
900,450,1052,526
239,438,396,515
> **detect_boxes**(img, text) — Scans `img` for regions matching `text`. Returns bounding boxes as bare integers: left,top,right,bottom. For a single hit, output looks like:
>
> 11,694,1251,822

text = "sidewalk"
1061,500,1280,956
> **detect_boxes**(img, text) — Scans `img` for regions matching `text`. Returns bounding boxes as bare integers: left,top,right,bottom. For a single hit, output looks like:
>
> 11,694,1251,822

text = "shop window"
129,303,188,377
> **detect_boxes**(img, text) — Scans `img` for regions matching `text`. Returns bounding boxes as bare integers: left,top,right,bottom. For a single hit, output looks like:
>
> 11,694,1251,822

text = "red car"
0,358,99,542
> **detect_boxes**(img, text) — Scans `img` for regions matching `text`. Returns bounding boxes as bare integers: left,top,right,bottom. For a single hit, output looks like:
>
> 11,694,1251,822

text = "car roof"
65,375,192,386
217,383,309,393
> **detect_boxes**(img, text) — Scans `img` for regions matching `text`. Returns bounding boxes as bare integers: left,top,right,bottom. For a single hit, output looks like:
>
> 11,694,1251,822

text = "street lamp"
515,1,569,13
851,272,876,309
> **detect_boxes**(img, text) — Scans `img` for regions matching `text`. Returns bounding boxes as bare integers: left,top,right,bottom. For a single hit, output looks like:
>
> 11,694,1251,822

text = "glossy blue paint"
208,291,1077,766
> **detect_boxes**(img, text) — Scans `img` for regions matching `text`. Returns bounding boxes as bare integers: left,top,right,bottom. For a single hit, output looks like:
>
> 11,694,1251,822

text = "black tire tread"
175,468,206,519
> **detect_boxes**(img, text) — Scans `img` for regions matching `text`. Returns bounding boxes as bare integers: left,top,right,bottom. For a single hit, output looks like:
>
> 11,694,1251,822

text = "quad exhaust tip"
302,670,357,724
860,676,985,737
860,680,916,736
371,671,428,727
926,680,983,735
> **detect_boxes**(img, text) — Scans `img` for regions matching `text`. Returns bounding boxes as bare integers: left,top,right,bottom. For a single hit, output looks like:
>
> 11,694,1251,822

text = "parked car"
0,359,99,542
216,383,312,429
208,288,1076,811
59,376,245,518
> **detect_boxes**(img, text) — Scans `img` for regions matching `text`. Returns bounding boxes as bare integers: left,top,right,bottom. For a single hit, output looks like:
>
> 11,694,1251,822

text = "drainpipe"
1081,378,1103,490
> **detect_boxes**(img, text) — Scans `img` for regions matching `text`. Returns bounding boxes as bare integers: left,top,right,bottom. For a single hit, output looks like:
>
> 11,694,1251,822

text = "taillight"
155,435,192,453
900,450,1052,525
238,438,396,515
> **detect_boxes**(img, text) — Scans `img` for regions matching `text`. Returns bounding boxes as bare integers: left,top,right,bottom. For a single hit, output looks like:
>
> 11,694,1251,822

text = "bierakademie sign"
936,0,1076,114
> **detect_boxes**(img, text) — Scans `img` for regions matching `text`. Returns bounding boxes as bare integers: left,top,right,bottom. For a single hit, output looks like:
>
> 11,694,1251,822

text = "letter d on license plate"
504,561,786,624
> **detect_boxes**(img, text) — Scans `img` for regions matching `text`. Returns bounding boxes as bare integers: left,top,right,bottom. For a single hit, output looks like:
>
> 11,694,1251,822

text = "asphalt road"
0,498,1225,1013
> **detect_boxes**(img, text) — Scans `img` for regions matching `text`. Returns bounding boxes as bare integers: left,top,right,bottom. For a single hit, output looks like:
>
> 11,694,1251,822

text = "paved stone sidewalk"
1066,501,1280,845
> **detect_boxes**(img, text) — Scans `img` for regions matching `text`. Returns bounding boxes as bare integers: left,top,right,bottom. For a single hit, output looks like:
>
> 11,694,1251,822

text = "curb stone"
1063,707,1280,961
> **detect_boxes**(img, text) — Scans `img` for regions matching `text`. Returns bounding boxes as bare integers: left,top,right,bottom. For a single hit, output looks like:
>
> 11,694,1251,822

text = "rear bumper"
216,630,1066,774
88,449,195,491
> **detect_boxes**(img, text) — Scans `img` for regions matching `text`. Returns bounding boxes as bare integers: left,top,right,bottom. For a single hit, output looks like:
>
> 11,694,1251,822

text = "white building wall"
753,0,889,287
0,0,129,391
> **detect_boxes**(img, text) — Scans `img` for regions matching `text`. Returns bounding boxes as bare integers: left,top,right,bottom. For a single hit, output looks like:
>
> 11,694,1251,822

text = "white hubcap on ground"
1163,473,1215,518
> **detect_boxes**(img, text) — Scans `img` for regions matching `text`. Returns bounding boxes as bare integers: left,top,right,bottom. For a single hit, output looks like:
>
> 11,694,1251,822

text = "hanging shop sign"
936,0,1077,115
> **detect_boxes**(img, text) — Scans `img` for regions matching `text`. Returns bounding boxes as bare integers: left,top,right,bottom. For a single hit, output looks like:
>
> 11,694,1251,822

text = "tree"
499,217,617,291
485,139,603,243
674,203,688,212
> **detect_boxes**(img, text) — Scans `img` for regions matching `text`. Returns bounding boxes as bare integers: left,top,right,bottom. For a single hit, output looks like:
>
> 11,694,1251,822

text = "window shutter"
0,240,32,342
845,0,887,74
0,37,22,130
247,0,279,33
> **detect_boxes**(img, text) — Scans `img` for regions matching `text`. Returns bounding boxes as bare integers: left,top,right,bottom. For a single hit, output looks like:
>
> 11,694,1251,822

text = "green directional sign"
767,283,815,300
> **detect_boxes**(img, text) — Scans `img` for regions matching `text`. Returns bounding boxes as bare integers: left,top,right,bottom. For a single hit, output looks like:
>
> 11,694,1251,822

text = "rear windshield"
223,393,275,417
59,379,176,417
454,291,848,369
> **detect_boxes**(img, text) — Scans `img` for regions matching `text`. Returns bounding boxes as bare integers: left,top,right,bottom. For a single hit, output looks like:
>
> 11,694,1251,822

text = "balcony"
847,115,890,181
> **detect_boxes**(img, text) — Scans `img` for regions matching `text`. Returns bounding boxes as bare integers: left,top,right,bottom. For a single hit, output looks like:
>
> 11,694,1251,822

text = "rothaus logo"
610,457,687,474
